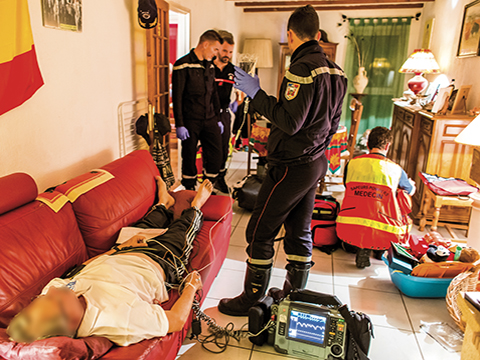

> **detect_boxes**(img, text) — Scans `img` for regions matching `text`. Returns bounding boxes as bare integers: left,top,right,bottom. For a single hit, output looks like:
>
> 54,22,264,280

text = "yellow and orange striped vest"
336,154,411,250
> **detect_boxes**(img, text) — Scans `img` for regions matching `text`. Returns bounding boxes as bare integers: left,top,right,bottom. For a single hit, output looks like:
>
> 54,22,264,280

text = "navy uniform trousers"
246,155,328,266
181,117,222,189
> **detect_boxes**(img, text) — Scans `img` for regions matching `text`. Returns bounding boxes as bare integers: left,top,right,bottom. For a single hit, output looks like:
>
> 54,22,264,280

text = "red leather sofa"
0,150,232,360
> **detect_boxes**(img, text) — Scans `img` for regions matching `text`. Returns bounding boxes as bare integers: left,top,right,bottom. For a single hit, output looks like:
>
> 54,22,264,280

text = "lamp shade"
455,115,480,146
399,49,440,75
243,38,273,68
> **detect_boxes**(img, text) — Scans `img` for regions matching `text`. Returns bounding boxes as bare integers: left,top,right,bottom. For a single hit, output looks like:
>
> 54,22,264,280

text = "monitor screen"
287,308,327,346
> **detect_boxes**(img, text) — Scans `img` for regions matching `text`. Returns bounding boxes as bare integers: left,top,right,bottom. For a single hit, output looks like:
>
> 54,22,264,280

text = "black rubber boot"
356,248,371,268
214,173,229,194
268,261,313,301
218,263,271,316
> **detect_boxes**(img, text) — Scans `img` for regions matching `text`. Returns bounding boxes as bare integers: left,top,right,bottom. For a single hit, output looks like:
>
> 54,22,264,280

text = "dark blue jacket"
172,49,219,127
251,40,347,165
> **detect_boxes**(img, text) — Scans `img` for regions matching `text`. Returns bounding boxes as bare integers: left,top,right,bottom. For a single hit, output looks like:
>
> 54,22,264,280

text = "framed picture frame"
431,87,453,114
451,85,472,114
41,0,82,32
457,0,480,57
422,18,435,49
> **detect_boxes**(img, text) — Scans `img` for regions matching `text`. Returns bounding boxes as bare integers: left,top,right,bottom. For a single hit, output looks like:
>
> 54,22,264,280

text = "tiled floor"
178,151,464,360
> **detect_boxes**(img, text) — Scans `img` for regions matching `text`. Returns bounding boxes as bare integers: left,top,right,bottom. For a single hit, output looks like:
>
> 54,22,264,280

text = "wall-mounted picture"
422,18,435,49
41,0,82,32
457,0,480,57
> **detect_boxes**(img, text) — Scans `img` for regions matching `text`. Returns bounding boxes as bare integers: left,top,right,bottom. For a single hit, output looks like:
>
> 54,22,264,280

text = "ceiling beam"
243,3,424,11
235,0,433,6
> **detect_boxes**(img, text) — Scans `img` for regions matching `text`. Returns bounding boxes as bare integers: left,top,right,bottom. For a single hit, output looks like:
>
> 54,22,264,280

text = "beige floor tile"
334,285,412,331
221,257,248,272
230,226,248,247
402,296,457,331
178,339,252,360
368,326,423,360
415,331,461,360
207,267,246,299
237,213,252,228
226,244,249,263
332,258,400,294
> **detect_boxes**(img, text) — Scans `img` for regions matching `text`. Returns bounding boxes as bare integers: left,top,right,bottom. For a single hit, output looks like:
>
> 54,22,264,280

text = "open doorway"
169,6,190,181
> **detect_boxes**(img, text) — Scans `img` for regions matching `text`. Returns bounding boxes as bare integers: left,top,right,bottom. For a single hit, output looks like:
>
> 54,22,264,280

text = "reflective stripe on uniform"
311,66,346,78
285,70,313,84
182,174,197,179
173,63,204,71
285,65,346,85
248,257,274,266
286,254,312,263
336,215,408,235
346,157,402,190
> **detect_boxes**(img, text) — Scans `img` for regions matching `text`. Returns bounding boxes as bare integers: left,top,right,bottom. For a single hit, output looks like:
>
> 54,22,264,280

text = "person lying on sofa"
7,177,213,346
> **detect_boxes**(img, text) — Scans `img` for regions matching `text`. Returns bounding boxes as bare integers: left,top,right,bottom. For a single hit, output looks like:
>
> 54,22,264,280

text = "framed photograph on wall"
457,0,480,57
41,0,82,32
451,85,472,114
422,18,435,49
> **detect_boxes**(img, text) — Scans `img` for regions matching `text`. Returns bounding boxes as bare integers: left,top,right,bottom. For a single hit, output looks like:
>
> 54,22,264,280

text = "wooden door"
147,0,170,152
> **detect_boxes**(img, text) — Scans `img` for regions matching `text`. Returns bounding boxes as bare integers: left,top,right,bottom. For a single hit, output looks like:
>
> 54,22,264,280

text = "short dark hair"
198,30,223,45
287,5,319,41
218,30,235,45
367,127,393,150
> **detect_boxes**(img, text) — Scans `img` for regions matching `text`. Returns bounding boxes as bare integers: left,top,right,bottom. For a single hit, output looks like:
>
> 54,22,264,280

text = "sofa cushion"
0,193,88,327
0,173,37,215
0,328,112,360
55,150,160,257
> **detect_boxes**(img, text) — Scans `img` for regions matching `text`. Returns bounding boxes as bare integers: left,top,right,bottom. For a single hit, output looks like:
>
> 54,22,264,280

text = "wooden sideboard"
277,41,338,96
389,103,474,225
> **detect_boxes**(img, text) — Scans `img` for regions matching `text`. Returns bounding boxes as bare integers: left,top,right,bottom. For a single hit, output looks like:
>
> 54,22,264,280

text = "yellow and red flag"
0,0,44,116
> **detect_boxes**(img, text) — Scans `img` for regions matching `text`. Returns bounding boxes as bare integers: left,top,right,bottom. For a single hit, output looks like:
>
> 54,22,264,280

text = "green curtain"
341,17,411,137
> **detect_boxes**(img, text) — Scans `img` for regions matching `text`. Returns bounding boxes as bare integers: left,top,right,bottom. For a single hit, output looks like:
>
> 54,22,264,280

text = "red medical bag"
311,195,340,253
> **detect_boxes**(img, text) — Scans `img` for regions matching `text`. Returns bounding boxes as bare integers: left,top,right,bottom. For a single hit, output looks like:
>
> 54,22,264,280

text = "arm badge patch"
285,82,300,100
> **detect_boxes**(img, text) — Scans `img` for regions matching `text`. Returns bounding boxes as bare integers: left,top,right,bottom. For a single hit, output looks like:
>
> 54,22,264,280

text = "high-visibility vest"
336,154,410,250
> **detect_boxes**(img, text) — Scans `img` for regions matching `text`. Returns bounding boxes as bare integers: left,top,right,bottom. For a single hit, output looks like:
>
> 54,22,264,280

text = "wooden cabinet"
389,103,474,225
277,41,338,96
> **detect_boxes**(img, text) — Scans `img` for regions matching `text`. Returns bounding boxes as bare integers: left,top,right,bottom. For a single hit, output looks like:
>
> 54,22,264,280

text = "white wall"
0,0,139,192
239,9,422,96
420,0,480,109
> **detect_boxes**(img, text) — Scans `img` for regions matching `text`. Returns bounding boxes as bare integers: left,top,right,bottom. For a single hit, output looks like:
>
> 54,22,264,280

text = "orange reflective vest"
336,154,411,250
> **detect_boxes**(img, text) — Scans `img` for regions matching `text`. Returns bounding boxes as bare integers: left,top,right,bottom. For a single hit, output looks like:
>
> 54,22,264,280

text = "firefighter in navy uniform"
219,5,348,316
213,30,236,194
172,30,224,190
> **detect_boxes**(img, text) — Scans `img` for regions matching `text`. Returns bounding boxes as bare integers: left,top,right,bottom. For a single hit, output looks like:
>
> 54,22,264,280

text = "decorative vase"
353,67,369,94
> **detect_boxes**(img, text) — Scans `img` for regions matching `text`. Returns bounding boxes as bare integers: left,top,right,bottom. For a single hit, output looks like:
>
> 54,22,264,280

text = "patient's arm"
164,271,203,333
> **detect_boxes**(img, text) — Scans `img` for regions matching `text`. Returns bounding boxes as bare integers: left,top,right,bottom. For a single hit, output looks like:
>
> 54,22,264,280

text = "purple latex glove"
229,100,238,114
218,121,224,134
176,126,190,141
234,66,261,98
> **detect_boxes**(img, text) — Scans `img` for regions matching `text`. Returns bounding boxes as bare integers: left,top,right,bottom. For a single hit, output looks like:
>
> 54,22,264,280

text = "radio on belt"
273,297,347,359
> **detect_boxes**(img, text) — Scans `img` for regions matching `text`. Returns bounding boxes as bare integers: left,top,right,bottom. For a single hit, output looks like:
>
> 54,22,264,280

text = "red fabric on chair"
0,173,37,215
0,193,87,328
0,328,112,360
55,150,160,257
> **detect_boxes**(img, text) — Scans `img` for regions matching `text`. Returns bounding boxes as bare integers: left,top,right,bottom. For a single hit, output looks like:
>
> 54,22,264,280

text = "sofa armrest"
170,191,232,222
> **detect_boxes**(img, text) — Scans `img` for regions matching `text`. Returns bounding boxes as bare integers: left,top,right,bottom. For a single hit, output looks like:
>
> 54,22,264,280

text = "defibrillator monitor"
287,307,327,346
274,299,347,360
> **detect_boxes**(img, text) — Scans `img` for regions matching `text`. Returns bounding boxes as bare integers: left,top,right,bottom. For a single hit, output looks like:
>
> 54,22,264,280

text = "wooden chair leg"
432,206,441,231
419,195,430,231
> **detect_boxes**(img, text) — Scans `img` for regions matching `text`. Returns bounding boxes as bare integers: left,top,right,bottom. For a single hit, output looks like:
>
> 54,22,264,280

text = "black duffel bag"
232,175,263,211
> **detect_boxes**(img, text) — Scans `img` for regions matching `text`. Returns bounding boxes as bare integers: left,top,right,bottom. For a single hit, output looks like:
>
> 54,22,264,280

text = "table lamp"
399,49,440,95
242,38,273,74
455,114,480,249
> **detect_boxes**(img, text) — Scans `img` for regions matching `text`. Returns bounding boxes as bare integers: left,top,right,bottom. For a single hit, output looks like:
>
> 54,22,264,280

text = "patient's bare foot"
156,176,175,209
191,180,213,209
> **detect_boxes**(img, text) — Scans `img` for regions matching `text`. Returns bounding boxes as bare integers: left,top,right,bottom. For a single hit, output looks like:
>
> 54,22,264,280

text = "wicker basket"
446,262,480,331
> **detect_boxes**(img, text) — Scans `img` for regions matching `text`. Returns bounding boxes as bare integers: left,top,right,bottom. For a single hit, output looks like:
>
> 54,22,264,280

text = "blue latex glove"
229,100,238,114
176,126,190,141
234,66,261,98
218,121,224,134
